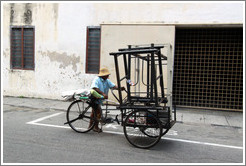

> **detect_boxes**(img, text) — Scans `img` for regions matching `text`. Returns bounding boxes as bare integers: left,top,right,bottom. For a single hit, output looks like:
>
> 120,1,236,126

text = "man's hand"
102,93,108,99
112,86,125,91
121,87,125,91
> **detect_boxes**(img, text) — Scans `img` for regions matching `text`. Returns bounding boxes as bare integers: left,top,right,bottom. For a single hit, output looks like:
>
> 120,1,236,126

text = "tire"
140,111,170,138
141,128,169,138
141,122,170,137
66,100,95,133
123,109,163,149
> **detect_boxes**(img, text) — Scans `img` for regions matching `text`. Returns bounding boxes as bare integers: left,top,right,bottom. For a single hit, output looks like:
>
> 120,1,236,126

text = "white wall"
2,2,244,100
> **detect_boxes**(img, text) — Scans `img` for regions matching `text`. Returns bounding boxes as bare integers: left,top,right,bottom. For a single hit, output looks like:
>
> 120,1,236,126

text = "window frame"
85,26,101,74
10,25,35,70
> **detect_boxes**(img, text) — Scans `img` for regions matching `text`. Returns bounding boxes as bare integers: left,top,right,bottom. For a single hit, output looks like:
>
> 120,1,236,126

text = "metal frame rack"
109,43,176,129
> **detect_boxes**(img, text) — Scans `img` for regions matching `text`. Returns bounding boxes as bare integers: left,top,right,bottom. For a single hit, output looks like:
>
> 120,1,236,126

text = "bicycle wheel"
66,100,95,133
123,109,163,149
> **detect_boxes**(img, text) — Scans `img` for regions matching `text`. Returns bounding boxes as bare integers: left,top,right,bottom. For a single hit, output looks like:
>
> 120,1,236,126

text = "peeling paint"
3,49,9,57
40,51,81,72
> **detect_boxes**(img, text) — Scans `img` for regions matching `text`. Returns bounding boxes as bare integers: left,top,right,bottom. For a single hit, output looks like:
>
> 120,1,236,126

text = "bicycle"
64,93,118,133
64,44,176,149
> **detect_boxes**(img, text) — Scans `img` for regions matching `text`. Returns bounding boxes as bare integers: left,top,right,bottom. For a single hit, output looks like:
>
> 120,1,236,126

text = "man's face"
102,75,109,80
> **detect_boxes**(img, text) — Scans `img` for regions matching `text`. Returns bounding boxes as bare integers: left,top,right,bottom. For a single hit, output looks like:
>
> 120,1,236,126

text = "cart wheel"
141,126,169,137
66,100,95,133
140,112,170,138
123,109,163,149
161,129,169,136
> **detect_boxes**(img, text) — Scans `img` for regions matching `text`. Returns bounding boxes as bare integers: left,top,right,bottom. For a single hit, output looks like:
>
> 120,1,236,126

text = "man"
89,67,125,132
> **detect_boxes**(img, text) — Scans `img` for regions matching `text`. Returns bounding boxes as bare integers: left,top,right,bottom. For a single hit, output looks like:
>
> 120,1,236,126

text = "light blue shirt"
90,76,115,104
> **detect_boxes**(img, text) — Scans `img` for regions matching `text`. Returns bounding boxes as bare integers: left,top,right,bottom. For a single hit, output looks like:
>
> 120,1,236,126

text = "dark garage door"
173,27,243,111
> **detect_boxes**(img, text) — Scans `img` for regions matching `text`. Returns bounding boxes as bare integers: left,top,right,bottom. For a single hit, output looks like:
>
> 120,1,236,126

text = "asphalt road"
2,105,244,164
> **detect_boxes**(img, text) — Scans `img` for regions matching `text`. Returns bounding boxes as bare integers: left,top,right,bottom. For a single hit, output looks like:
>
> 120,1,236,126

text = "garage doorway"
173,27,243,111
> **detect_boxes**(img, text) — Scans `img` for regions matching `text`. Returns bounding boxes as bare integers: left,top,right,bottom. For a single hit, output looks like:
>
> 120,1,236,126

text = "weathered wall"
2,3,96,99
2,2,243,100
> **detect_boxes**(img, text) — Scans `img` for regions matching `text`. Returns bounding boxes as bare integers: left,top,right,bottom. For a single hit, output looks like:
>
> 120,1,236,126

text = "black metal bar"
157,49,165,98
155,52,167,60
118,105,164,110
119,45,164,51
151,44,158,106
127,45,132,103
147,54,150,98
123,54,128,77
109,48,158,56
129,98,154,103
120,76,127,82
114,55,123,105
150,54,154,101
156,74,162,80
130,54,149,61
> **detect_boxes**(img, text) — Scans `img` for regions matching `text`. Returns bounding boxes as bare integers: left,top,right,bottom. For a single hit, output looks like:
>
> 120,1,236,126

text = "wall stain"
41,51,81,72
10,3,15,24
52,4,59,40
3,49,9,57
24,3,32,24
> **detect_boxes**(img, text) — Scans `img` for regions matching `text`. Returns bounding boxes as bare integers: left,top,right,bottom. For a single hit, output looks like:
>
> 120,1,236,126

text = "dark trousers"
89,103,101,129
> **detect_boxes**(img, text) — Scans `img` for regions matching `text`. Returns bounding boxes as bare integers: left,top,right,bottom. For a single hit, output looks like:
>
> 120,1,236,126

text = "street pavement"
2,96,244,128
2,96,244,163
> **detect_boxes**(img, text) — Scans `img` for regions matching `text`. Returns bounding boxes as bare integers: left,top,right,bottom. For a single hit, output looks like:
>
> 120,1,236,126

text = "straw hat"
98,68,111,77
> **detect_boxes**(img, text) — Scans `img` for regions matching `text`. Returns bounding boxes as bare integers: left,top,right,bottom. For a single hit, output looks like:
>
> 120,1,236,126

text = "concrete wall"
2,3,96,99
2,2,244,100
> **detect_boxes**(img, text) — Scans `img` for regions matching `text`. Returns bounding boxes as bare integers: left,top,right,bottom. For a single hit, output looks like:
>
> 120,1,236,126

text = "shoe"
93,127,102,133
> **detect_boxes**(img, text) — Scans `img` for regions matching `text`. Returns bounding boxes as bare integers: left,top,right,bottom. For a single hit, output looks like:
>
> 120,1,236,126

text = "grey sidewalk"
2,96,244,128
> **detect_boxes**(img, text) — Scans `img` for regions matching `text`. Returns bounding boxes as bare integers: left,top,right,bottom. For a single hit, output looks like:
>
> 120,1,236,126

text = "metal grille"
86,26,101,74
11,28,22,68
173,28,243,111
23,28,34,69
11,27,35,69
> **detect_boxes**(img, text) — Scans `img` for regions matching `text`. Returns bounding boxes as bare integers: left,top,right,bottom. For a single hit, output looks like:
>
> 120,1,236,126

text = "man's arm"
93,88,108,99
112,86,125,91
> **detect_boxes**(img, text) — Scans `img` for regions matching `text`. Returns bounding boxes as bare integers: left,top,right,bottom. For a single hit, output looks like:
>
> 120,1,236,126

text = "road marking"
163,137,243,150
105,124,178,135
26,112,64,124
167,130,178,136
26,112,243,150
105,124,117,129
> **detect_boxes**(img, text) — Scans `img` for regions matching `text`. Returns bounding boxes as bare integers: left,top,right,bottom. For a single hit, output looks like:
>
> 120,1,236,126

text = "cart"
64,44,176,149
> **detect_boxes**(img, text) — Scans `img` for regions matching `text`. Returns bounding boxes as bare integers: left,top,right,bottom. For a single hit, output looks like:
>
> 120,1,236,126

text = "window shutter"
11,28,22,68
23,28,34,69
86,27,101,74
10,26,35,70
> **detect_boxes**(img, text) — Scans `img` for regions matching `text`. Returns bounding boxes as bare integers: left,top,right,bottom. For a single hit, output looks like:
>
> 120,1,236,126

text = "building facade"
2,2,244,111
